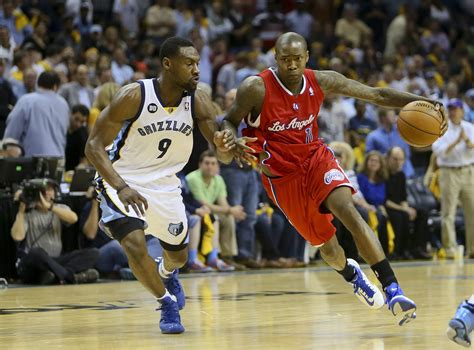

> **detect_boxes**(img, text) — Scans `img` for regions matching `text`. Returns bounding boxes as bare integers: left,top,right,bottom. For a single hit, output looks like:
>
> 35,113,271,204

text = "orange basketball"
397,101,443,147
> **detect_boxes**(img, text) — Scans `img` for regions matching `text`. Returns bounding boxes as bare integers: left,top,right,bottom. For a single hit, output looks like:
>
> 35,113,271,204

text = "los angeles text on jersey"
267,114,315,132
137,120,193,136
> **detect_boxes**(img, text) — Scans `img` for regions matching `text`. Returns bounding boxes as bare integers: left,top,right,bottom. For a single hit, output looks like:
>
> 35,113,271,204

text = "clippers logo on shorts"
147,103,158,113
324,169,344,185
168,222,184,236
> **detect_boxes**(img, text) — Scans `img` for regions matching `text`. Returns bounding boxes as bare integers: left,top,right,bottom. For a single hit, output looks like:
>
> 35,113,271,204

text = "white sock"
158,259,174,279
157,289,177,302
468,295,474,305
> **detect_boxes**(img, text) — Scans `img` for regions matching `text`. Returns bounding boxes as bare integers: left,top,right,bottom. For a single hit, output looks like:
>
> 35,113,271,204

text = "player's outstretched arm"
315,70,447,134
85,83,148,216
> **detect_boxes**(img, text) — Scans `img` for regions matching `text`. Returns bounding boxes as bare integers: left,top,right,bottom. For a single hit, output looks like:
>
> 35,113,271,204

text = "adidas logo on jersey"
137,120,193,137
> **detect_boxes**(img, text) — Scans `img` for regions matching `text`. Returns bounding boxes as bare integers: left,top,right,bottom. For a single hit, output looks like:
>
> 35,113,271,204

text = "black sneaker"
73,269,99,284
38,270,56,285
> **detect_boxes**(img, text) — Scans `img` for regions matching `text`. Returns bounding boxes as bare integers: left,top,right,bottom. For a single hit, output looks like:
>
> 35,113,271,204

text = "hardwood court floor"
0,260,473,350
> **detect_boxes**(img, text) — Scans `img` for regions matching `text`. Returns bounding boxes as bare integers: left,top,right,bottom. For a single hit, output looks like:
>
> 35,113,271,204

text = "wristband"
116,184,129,194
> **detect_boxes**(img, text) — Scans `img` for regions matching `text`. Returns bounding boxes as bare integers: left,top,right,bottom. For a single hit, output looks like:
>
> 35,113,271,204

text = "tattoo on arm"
315,70,434,108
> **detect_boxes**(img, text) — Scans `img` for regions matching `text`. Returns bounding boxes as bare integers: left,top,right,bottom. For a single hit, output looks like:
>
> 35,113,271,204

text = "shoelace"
166,277,182,293
157,302,179,320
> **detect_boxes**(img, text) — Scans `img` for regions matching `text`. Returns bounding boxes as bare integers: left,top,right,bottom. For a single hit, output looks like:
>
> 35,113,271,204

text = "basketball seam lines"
400,109,443,124
398,117,439,136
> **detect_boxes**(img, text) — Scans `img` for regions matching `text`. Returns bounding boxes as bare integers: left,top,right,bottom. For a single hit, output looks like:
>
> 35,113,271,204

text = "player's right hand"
118,186,148,217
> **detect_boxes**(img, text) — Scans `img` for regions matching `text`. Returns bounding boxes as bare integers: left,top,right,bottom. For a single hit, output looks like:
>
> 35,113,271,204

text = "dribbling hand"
433,102,448,136
117,186,148,217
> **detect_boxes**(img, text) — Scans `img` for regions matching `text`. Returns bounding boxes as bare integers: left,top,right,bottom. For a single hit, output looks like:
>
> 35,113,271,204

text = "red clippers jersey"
243,67,325,176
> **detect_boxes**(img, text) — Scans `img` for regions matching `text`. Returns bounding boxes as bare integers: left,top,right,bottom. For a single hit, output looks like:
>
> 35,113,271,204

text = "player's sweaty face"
275,42,308,84
176,47,200,91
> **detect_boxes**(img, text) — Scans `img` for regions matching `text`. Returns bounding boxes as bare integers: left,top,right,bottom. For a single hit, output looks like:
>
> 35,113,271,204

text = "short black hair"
71,104,90,117
159,36,194,63
37,71,60,89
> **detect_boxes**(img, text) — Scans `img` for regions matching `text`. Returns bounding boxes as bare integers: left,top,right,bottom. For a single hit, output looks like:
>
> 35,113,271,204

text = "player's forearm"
375,88,435,108
85,140,128,190
83,201,99,239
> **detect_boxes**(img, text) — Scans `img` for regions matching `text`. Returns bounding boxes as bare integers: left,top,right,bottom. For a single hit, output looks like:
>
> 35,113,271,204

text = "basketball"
397,101,443,147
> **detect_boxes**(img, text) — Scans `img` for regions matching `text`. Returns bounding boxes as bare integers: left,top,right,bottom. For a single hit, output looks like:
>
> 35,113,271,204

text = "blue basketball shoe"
447,300,474,347
157,294,185,334
155,257,185,310
384,282,417,326
347,259,385,309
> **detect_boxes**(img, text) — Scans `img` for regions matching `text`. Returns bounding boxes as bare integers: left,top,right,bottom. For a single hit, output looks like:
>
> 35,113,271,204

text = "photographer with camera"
10,179,100,285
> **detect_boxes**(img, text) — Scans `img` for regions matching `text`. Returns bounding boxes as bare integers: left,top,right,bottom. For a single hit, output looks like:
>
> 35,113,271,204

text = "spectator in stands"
0,137,23,157
432,98,474,258
357,151,390,254
4,71,69,157
348,100,377,165
365,109,415,178
22,19,48,58
464,89,474,123
186,150,250,269
112,0,139,35
385,147,431,260
65,104,89,171
285,0,314,43
89,82,120,129
317,94,349,144
218,89,261,269
111,47,133,86
0,25,15,72
335,3,372,48
179,173,234,272
0,57,15,137
252,0,285,51
207,0,234,42
228,0,251,51
145,0,177,44
215,52,247,98
80,186,162,280
59,65,95,108
0,0,32,45
11,179,99,285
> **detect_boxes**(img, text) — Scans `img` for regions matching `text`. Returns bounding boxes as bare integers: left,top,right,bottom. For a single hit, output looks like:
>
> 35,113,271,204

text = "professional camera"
19,178,55,204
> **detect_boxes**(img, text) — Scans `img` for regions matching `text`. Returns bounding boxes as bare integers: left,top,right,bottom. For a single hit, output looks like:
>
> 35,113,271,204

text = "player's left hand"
214,130,258,167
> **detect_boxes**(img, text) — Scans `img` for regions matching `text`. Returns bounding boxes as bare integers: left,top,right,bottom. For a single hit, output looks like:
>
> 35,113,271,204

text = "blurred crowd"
1,0,474,284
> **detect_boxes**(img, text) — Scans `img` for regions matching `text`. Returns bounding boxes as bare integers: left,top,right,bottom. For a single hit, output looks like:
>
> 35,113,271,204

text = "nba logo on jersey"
309,87,314,96
293,103,299,111
148,103,158,113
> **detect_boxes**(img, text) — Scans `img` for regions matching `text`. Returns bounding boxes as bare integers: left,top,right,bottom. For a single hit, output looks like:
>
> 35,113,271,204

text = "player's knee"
121,235,148,261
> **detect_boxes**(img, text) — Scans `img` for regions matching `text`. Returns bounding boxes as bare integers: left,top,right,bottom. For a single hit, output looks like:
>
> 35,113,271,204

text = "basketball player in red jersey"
222,32,448,326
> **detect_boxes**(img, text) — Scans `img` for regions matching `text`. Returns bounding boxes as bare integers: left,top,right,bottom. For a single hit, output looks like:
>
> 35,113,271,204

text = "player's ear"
305,50,309,64
162,57,171,70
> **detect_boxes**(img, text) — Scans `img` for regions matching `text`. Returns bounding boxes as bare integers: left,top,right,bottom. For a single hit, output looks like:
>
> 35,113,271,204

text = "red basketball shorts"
261,144,355,246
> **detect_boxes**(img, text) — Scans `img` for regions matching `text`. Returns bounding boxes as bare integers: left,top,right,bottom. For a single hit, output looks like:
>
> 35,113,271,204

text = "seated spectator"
330,141,375,260
0,57,16,137
178,172,234,272
385,147,431,260
357,151,391,255
11,179,99,284
365,109,415,178
65,104,89,171
0,137,23,157
465,89,474,123
89,82,120,130
186,151,248,269
349,100,377,166
80,187,162,279
59,64,95,109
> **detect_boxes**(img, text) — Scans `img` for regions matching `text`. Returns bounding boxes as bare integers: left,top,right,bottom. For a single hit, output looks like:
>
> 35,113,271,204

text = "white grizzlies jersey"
107,78,194,187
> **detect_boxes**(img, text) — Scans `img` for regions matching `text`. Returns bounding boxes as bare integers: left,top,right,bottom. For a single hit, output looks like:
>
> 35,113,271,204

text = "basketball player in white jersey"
85,37,254,334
